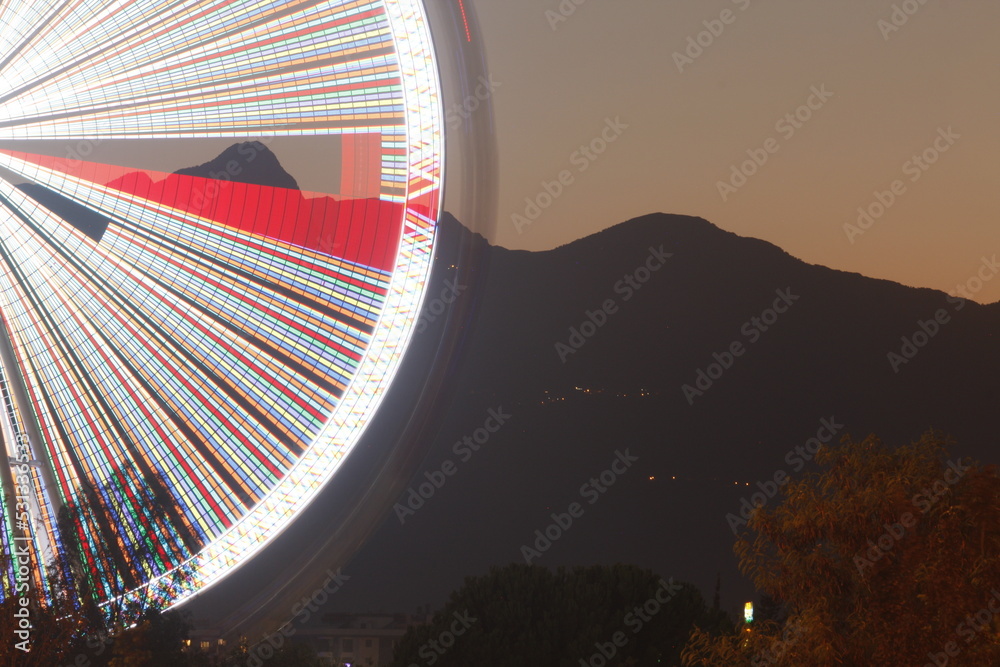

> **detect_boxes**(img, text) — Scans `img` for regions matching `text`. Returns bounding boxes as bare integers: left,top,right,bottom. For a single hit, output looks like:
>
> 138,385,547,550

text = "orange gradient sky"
457,0,1000,303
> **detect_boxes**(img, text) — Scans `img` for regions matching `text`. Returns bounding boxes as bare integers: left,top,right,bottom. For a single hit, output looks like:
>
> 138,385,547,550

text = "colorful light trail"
0,0,443,613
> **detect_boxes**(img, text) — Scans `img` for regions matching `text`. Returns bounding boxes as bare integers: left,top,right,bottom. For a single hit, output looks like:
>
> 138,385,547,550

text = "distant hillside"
324,211,1000,615
147,145,1000,623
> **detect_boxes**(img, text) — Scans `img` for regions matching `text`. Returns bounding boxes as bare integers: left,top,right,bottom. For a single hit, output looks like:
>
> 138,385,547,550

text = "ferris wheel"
0,0,449,614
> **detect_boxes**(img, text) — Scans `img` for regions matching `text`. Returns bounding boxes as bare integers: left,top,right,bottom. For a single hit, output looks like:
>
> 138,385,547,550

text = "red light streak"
457,0,472,42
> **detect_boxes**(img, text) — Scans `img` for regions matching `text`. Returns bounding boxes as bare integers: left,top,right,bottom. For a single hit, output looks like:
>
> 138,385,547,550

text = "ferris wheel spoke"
0,0,443,615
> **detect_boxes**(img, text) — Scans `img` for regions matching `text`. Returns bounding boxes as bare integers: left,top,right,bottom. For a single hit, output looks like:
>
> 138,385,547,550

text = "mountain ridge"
160,146,998,624
472,211,997,308
173,141,301,191
324,208,1000,617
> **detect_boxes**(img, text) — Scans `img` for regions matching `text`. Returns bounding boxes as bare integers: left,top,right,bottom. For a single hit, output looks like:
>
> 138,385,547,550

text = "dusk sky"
461,0,1000,303
3,2,1000,658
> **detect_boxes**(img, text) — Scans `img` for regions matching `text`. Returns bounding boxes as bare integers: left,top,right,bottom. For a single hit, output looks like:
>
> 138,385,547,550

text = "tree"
54,468,199,635
754,592,785,625
217,638,322,667
0,470,197,664
683,430,1000,666
107,608,193,667
0,579,88,666
390,563,730,667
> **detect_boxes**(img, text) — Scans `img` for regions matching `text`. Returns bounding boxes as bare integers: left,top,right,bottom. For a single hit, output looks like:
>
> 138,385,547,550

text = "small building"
299,612,429,666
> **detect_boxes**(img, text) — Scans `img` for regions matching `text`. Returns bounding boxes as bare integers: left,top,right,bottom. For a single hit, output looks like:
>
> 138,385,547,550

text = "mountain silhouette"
95,142,995,621
322,211,1000,616
102,145,402,270
173,141,301,190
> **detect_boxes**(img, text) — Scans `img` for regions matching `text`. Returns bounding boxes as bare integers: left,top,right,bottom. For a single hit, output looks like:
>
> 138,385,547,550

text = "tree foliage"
390,563,730,667
54,469,198,632
0,587,86,666
1,471,196,664
106,608,193,667
683,430,1000,666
